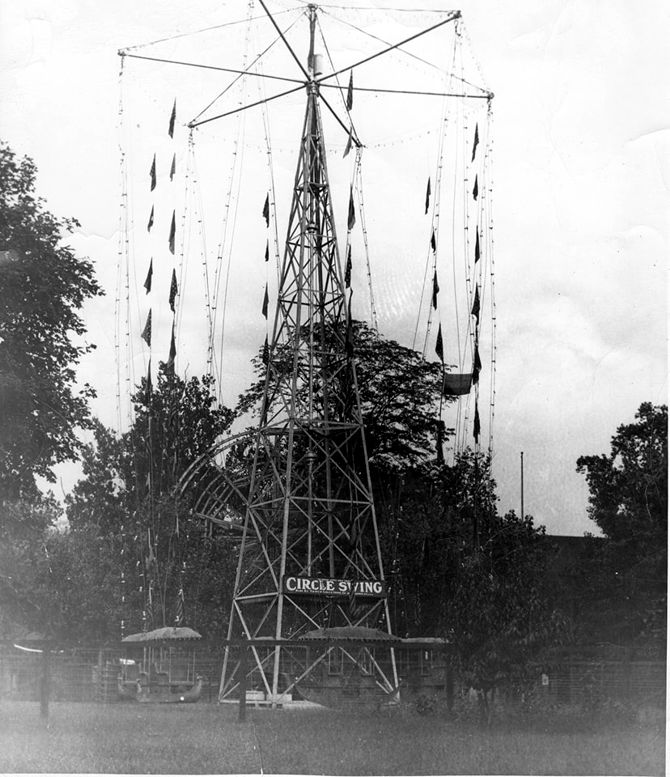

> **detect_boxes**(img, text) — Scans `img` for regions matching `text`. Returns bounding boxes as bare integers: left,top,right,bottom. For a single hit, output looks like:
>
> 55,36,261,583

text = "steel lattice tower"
218,6,397,703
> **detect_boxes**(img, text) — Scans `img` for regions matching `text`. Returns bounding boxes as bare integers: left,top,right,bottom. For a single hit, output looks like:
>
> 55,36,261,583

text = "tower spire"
218,14,397,704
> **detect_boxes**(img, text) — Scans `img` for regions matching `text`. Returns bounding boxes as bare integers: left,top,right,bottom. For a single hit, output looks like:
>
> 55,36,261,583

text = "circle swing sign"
282,576,386,598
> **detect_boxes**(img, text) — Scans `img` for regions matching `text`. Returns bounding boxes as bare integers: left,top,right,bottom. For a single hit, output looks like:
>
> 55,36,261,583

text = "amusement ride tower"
169,2,478,704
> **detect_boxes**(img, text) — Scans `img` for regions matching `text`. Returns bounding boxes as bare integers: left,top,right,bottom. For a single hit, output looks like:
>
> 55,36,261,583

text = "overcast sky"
1,0,667,536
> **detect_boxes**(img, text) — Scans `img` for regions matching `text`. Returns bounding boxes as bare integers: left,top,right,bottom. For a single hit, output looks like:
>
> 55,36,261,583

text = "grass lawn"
0,700,664,775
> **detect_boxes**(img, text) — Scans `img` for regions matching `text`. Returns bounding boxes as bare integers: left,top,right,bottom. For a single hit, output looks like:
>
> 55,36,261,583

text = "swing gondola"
118,626,203,703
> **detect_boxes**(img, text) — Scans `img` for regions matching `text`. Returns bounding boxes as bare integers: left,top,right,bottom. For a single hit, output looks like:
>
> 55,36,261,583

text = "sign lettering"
282,576,386,598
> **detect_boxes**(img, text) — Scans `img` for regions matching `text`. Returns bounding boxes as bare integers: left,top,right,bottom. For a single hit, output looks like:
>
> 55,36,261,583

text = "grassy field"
0,700,664,775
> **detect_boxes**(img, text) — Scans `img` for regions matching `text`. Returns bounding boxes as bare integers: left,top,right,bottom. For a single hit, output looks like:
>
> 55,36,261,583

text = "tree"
0,494,65,638
63,364,236,642
235,320,447,470
0,141,102,498
577,402,667,648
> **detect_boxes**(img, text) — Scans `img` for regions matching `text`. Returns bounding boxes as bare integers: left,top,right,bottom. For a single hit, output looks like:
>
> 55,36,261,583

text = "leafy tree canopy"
576,402,667,647
62,364,235,641
577,402,667,544
0,141,102,498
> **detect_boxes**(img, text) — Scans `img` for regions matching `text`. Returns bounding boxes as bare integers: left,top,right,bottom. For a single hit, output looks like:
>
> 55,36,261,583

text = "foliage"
0,141,102,498
0,494,64,637
576,402,667,647
377,451,561,707
235,320,447,469
60,364,236,642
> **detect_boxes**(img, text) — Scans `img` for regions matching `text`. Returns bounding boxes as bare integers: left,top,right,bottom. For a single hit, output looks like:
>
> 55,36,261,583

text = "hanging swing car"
117,626,204,703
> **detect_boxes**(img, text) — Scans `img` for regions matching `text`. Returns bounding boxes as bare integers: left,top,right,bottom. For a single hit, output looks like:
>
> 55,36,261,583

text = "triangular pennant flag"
346,70,354,111
169,268,178,312
473,402,481,442
475,229,480,263
345,244,352,288
168,99,176,138
473,342,482,384
170,153,176,181
262,335,269,365
473,175,479,201
471,285,480,323
435,323,444,362
264,241,269,262
144,259,153,294
168,211,176,254
343,128,353,158
432,270,439,309
167,322,176,370
430,229,436,253
443,373,473,396
262,193,270,227
347,187,356,230
262,283,269,319
471,123,479,162
425,177,431,215
141,310,152,347
147,205,154,232
150,154,156,191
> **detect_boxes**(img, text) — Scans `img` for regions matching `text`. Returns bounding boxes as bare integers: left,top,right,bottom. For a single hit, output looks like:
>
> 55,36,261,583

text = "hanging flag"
149,154,156,191
263,193,270,227
170,153,176,181
436,425,444,464
167,323,176,371
443,373,473,396
425,177,431,215
349,516,359,554
471,123,479,162
430,229,436,253
262,283,269,319
168,99,176,138
343,128,353,158
146,361,153,398
262,335,269,365
143,259,153,294
473,342,482,384
347,187,356,230
435,323,444,362
432,270,439,309
473,402,481,442
345,293,355,356
168,211,176,254
346,70,354,110
471,285,480,323
345,244,352,288
264,241,269,262
141,310,152,347
169,268,178,312
475,229,480,263
147,205,154,232
473,175,479,201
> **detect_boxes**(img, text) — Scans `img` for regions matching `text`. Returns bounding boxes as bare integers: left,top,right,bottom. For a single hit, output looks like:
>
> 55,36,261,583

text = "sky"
0,0,667,536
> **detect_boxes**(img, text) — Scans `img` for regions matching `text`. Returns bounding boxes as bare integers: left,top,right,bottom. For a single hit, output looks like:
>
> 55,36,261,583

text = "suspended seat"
443,373,473,396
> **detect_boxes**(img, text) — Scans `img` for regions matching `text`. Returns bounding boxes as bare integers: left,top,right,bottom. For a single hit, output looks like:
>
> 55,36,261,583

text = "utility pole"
521,451,524,519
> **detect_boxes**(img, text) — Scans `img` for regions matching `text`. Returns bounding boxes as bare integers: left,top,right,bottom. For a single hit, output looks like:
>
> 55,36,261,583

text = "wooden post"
238,638,247,723
445,657,454,712
40,642,50,720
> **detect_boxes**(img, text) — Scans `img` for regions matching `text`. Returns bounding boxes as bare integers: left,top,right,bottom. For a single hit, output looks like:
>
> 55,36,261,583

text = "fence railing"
1,639,665,720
